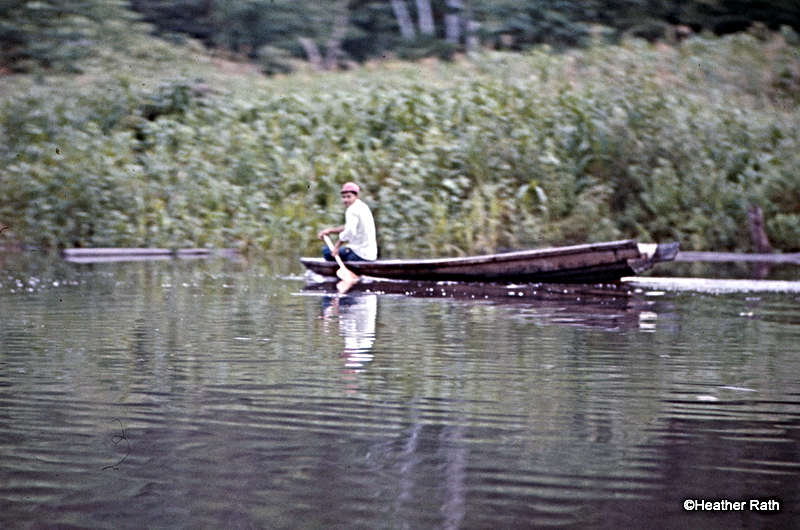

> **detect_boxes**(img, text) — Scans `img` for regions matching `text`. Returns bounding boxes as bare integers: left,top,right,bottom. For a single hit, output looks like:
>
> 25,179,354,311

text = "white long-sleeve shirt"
339,199,377,260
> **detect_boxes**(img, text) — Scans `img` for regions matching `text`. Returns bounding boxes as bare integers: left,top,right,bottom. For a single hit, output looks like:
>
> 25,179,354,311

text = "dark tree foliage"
0,0,140,72
128,0,799,61
129,0,215,40
674,0,800,34
3,0,799,72
474,0,603,49
477,0,800,49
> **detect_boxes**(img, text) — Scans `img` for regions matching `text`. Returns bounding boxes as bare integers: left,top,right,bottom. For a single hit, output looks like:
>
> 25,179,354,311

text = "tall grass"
2,29,799,256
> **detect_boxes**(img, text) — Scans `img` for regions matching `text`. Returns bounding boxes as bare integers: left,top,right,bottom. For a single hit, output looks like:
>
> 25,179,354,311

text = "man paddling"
317,182,377,262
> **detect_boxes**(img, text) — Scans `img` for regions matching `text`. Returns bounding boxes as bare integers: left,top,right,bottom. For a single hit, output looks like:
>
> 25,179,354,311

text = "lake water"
2,254,800,528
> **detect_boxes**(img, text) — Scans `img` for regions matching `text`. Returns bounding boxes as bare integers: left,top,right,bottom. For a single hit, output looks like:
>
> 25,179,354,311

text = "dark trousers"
322,246,368,262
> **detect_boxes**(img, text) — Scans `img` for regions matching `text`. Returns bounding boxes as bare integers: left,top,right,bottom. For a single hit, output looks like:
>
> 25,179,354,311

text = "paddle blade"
336,266,359,282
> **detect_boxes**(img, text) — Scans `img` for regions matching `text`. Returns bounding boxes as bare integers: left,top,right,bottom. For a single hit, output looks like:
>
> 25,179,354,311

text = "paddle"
323,235,360,283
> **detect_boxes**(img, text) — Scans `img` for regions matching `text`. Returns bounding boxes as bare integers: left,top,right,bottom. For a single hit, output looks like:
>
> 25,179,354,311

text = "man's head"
341,182,360,208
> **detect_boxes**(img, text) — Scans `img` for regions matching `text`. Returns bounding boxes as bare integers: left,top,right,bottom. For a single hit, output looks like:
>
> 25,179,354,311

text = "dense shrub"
2,30,799,257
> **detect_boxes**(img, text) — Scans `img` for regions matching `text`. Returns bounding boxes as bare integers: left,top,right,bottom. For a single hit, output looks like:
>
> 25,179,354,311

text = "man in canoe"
317,182,378,262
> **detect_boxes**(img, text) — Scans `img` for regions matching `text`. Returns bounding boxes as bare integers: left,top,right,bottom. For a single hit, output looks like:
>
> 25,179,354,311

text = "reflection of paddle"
323,235,360,283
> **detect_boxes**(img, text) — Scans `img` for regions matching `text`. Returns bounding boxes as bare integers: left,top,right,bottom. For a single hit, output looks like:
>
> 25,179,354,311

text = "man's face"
341,192,357,208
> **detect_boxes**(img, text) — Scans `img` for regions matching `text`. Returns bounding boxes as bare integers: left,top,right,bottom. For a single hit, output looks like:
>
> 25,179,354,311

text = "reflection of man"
322,294,377,371
317,182,377,262
340,294,377,364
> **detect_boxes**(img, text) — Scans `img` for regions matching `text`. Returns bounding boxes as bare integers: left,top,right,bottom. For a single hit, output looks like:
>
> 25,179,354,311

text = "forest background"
1,0,799,257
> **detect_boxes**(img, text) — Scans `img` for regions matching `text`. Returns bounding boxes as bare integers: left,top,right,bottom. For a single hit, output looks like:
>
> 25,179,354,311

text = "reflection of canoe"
301,240,679,284
304,279,635,304
302,281,652,331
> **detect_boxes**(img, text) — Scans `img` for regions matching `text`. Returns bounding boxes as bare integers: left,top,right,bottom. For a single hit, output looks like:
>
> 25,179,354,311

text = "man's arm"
317,226,345,239
318,226,346,253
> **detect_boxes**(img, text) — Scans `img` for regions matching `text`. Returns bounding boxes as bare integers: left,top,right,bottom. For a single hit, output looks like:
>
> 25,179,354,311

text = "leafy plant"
2,31,800,257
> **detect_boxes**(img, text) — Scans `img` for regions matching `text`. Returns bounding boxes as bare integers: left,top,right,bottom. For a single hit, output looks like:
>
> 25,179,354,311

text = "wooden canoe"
301,240,679,284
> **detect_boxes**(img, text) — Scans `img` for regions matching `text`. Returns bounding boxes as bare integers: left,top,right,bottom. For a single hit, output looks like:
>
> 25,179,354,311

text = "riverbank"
2,30,799,257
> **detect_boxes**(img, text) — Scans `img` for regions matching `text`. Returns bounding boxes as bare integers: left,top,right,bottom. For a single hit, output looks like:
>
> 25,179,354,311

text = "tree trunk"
391,0,416,39
324,0,349,70
416,0,435,36
747,204,773,254
465,19,480,52
298,37,323,70
445,0,462,43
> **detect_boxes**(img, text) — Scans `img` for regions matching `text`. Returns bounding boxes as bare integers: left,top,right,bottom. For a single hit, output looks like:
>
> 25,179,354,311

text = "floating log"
63,248,174,259
675,251,800,264
61,248,236,263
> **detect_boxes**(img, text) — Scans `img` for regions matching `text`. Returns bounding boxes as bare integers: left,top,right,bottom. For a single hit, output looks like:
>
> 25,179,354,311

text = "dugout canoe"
301,240,679,284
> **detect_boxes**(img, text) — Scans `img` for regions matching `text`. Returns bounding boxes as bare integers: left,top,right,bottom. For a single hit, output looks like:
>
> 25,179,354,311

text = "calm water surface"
1,255,800,528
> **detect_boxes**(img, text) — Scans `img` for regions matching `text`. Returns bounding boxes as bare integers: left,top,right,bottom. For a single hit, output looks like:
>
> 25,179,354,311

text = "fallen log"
676,251,800,264
61,248,236,263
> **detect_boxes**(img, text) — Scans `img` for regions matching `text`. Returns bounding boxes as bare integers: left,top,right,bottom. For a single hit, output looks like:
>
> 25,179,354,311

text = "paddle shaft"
322,235,359,281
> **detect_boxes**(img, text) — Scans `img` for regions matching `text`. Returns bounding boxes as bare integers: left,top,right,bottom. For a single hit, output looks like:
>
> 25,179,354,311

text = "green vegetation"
2,27,800,257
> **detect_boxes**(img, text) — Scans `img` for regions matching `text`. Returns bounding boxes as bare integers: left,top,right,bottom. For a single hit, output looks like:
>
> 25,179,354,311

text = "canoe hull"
301,240,679,284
